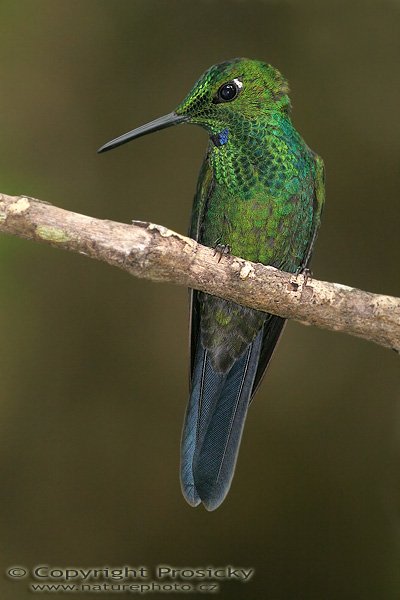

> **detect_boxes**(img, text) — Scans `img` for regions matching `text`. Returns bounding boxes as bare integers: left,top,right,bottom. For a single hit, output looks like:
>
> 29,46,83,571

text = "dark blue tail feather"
180,329,263,510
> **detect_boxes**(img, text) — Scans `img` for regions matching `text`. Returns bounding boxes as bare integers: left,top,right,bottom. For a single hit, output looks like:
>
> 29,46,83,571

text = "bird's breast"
203,142,315,269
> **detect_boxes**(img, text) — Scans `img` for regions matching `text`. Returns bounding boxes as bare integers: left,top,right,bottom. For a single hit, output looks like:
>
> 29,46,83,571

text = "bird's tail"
180,329,263,511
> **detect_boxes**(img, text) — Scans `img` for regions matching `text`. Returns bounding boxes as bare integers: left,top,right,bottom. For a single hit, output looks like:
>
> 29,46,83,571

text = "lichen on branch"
0,192,399,353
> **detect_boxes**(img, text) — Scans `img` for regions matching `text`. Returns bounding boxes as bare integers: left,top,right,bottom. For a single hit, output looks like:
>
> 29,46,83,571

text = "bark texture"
1,192,399,352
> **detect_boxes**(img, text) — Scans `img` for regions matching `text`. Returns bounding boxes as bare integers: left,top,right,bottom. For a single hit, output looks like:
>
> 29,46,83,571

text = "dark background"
0,1,399,598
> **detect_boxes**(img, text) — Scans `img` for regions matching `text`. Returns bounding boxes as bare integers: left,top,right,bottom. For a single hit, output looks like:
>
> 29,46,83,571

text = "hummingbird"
98,58,325,511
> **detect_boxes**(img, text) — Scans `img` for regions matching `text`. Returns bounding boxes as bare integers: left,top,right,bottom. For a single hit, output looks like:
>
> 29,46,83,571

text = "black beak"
97,111,188,153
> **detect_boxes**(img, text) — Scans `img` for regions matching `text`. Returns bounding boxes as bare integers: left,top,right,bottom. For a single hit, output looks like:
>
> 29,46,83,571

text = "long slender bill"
97,112,187,153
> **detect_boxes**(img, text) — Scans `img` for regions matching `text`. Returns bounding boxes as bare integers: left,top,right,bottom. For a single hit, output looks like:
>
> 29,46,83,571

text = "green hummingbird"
98,58,325,511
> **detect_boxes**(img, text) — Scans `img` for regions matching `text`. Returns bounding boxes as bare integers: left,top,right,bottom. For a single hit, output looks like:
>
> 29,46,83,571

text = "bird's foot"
213,240,231,263
295,265,313,285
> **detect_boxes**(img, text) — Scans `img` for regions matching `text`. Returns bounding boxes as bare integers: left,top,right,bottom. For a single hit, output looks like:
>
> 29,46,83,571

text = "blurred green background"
0,1,399,598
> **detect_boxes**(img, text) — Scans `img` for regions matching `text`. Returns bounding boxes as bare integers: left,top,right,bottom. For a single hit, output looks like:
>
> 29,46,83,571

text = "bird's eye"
219,83,237,101
214,79,242,103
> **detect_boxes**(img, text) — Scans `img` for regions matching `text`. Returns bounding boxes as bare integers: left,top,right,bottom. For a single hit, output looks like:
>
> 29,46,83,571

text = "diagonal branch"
0,192,399,352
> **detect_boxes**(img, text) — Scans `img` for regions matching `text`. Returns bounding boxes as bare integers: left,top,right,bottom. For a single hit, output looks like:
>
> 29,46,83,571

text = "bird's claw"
213,241,231,263
295,266,313,285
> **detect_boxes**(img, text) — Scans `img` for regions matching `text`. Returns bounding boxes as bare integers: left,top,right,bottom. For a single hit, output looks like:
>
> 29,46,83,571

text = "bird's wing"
251,154,325,398
250,315,286,399
188,150,215,378
312,153,326,240
302,153,326,269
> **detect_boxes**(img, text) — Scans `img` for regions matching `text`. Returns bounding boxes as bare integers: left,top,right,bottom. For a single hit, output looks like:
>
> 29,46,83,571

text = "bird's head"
98,58,290,153
176,58,290,133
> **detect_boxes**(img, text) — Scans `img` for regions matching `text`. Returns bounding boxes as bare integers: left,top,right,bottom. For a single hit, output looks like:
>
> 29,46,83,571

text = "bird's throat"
210,128,229,147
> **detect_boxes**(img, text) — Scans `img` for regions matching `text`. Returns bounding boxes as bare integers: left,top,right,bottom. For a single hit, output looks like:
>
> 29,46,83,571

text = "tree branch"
0,192,399,353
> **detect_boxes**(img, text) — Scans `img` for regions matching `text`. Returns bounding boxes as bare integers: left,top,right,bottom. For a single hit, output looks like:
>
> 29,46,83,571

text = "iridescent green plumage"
98,58,325,511
177,59,324,375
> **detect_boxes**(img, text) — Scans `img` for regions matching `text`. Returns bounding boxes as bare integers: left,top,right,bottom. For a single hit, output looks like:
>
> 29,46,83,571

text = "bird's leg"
295,264,312,285
213,238,231,263
296,224,319,284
